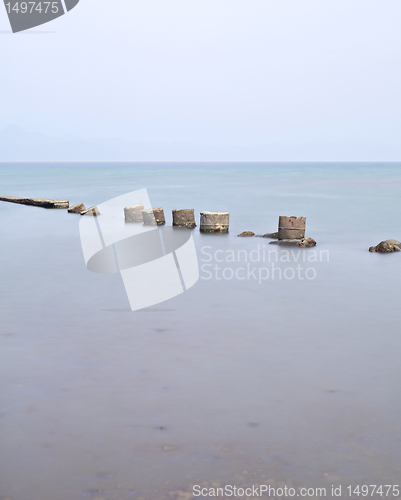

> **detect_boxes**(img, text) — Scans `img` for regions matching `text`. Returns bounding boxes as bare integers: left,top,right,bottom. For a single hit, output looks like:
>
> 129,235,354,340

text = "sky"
1,0,401,160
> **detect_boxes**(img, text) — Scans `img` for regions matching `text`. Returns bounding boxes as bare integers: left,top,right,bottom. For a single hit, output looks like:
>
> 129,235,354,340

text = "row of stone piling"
69,201,313,243
122,206,313,242
0,196,307,238
68,201,310,241
123,205,231,233
2,195,400,252
76,204,400,251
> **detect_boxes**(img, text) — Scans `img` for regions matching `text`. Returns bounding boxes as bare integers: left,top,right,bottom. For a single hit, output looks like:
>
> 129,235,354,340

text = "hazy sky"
1,0,401,158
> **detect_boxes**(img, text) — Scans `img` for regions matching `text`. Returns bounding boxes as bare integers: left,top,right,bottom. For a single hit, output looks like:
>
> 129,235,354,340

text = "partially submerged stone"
369,240,401,253
238,231,255,237
68,203,86,214
172,209,196,228
200,211,229,233
124,203,144,223
269,239,303,247
81,206,100,216
269,236,316,247
0,195,69,209
142,207,166,226
385,239,401,248
298,237,317,248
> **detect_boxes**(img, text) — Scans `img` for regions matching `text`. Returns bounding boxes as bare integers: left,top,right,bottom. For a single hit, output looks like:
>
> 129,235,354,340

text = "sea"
0,162,400,500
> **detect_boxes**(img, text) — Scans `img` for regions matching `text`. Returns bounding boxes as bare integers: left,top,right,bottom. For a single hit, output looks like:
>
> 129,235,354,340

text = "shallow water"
0,163,400,500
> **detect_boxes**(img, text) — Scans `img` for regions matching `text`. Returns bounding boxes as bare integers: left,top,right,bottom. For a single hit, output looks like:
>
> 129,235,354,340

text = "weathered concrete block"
278,228,306,240
81,206,100,216
200,211,229,233
68,203,86,214
279,216,306,230
172,209,196,228
124,203,144,223
278,216,306,240
142,207,166,226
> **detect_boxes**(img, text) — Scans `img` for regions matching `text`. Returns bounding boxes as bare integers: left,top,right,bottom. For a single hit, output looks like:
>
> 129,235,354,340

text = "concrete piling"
142,207,166,226
172,209,196,229
278,216,306,240
200,211,229,233
124,203,144,223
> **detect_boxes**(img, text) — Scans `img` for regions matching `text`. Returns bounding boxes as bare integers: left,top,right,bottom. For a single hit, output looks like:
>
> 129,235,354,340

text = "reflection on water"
0,163,400,500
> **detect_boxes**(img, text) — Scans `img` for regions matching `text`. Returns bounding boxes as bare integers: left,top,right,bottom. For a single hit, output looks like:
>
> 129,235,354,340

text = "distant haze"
1,0,400,161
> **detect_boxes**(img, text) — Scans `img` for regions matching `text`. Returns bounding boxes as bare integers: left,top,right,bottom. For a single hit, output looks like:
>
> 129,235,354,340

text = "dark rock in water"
369,240,401,253
68,203,86,214
238,231,255,237
0,195,69,209
81,206,101,216
298,237,316,248
270,236,316,247
386,239,401,246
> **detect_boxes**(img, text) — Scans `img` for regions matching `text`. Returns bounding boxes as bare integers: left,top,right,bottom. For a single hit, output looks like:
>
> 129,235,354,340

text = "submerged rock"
238,231,255,237
369,240,401,253
81,206,101,216
269,236,316,247
0,195,69,209
68,203,86,214
386,239,401,246
298,237,317,248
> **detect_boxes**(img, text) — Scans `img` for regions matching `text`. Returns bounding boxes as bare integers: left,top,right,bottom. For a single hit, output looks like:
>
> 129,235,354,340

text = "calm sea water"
0,163,400,500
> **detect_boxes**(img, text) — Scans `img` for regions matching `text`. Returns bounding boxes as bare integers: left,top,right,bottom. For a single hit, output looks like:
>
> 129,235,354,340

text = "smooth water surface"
0,163,400,500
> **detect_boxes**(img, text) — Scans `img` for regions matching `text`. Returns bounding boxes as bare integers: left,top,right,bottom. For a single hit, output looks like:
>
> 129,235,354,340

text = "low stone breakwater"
1,195,399,253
